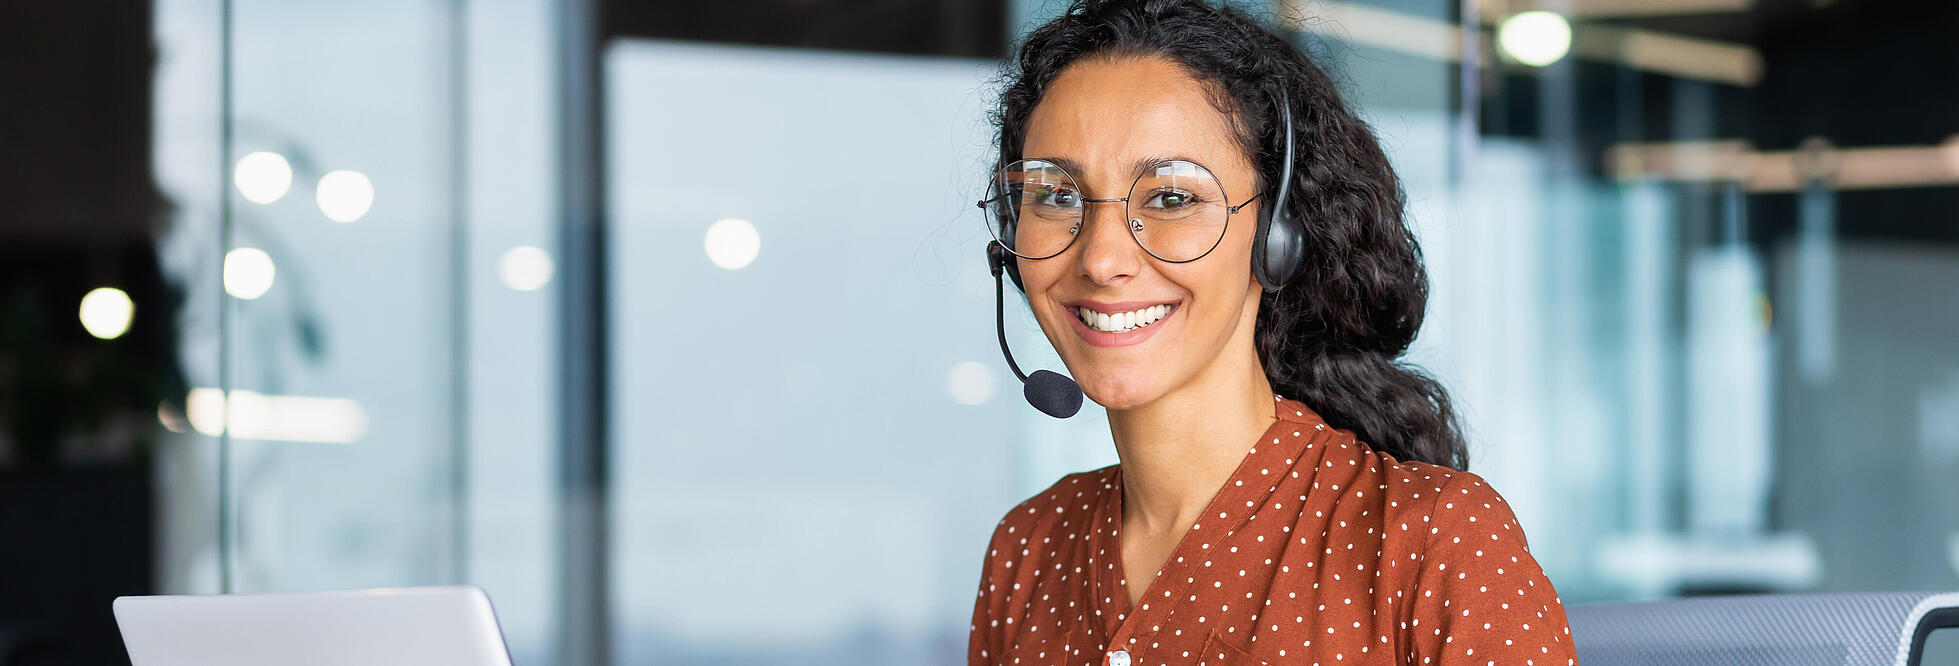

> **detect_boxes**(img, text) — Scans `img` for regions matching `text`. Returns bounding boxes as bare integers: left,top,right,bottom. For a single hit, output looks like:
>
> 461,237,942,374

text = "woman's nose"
1073,201,1142,285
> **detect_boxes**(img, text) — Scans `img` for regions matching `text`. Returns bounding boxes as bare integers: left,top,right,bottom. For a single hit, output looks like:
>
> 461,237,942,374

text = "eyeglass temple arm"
1227,191,1264,214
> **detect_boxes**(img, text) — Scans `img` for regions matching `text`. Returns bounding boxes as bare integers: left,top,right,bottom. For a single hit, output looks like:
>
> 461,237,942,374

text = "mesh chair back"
1567,591,1959,666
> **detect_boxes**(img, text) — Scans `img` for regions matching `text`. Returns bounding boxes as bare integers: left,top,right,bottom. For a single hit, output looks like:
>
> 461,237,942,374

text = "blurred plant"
0,264,187,469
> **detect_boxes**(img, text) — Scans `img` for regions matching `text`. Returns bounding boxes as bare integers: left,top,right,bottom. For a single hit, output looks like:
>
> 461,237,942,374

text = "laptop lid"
113,586,513,666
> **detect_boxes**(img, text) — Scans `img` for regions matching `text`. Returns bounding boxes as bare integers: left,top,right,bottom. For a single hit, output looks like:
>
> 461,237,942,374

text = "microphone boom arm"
992,259,1029,383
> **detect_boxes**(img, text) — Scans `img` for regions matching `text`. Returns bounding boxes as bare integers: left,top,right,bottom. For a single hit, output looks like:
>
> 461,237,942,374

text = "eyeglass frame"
976,157,1264,264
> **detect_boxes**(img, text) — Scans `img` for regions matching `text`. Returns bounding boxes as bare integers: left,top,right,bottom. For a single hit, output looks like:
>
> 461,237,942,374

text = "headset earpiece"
993,238,1027,292
991,185,1028,292
1252,88,1303,292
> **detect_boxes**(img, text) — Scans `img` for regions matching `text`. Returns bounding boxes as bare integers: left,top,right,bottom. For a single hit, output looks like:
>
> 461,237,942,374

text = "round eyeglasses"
978,158,1261,263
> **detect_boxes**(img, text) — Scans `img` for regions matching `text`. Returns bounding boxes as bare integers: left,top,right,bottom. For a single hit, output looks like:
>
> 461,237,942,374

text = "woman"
967,1,1578,664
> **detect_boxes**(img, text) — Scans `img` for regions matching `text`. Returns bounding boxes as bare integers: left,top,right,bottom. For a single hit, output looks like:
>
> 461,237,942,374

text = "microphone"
987,241,1084,419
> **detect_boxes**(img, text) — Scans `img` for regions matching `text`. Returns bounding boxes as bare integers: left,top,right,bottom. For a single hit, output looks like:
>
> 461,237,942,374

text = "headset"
1251,87,1301,293
984,86,1300,418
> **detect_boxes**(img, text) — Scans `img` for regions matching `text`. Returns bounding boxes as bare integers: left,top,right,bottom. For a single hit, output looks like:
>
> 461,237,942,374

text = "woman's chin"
1077,373,1171,412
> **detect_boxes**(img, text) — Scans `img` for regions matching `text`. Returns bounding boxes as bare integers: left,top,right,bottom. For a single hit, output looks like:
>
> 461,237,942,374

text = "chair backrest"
1566,591,1959,666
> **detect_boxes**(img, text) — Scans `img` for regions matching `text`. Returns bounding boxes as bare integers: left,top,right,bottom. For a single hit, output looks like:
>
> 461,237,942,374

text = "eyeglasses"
977,158,1261,263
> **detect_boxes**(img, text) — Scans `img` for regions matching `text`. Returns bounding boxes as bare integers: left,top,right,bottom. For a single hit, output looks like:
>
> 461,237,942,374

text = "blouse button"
1107,649,1131,666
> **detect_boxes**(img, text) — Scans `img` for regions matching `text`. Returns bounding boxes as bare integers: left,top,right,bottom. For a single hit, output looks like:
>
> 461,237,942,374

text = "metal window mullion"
554,0,610,662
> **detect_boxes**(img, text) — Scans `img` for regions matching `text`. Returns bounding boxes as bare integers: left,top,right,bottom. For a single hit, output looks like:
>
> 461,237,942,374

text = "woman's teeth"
1077,304,1174,334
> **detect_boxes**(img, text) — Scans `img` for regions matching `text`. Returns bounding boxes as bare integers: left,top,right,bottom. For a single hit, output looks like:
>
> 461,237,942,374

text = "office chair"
1567,591,1959,665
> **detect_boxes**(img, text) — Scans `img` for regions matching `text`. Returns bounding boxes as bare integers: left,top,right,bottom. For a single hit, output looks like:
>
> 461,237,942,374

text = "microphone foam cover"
1023,369,1084,419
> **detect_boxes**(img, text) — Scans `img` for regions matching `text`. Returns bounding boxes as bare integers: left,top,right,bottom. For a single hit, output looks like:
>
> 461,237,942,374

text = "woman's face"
1017,55,1266,411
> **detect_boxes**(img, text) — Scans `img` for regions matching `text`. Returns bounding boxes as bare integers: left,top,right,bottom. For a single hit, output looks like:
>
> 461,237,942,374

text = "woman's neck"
1108,343,1277,535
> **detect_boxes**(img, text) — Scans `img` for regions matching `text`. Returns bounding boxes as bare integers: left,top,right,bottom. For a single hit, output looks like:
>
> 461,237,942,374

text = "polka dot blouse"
968,396,1578,665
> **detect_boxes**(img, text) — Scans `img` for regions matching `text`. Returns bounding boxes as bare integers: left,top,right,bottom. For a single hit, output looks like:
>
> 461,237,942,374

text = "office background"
2,0,1956,664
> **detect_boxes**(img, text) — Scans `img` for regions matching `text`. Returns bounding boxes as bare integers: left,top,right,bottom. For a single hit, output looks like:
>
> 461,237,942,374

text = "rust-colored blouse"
968,396,1578,666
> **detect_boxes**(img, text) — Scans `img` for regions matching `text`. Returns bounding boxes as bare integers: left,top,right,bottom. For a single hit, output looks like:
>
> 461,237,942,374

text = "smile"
1075,303,1177,334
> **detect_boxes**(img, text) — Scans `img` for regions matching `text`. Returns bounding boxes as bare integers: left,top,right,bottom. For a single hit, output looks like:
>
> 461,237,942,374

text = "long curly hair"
992,0,1468,470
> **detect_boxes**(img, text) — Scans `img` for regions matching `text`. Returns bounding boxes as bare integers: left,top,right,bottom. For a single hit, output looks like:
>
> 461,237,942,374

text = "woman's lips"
1065,302,1179,347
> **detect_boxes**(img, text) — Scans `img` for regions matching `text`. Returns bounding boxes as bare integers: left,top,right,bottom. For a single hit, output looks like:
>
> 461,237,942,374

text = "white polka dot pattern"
967,398,1580,666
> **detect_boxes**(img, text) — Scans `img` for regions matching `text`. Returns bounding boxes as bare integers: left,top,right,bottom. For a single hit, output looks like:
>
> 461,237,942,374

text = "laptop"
113,585,513,666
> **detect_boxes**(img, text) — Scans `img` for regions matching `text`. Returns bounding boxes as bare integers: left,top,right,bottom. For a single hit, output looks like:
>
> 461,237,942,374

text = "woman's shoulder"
983,465,1118,546
1361,459,1576,662
1354,454,1543,572
1325,437,1536,553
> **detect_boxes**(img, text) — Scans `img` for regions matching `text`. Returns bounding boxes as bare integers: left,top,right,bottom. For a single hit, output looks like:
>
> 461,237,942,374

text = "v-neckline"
1092,398,1323,639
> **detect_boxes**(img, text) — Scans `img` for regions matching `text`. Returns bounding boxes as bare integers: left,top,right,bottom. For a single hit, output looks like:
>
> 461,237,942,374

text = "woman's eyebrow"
1031,154,1197,178
1037,155,1088,175
1128,154,1188,175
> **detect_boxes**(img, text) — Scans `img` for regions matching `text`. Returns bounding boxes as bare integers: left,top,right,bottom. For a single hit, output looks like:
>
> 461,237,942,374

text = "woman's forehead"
1022,56,1251,184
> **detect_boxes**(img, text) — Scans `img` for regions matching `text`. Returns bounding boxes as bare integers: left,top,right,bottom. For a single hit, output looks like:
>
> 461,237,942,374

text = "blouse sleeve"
967,516,1010,666
1407,472,1579,666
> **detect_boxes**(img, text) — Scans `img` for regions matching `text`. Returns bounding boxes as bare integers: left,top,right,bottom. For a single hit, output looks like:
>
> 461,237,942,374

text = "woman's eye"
1147,190,1193,208
1038,187,1081,207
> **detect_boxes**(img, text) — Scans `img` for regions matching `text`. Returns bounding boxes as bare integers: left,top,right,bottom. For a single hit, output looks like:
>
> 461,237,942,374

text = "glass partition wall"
213,0,467,594
121,0,1959,665
148,0,561,663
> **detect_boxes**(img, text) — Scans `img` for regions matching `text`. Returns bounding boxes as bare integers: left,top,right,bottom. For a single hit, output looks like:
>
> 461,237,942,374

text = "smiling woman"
966,1,1579,665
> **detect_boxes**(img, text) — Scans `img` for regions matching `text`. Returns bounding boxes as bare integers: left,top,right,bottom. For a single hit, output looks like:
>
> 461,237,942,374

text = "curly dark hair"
992,0,1468,470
